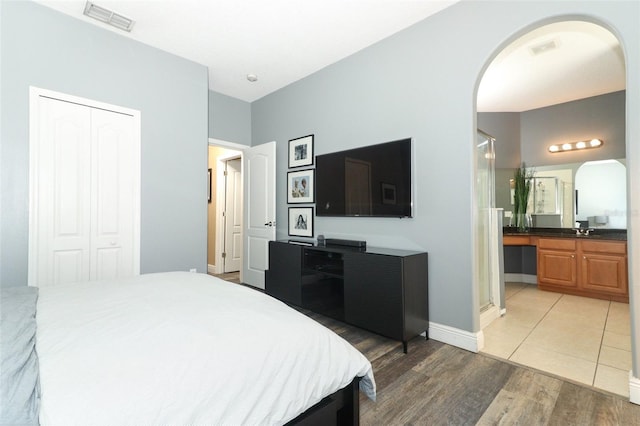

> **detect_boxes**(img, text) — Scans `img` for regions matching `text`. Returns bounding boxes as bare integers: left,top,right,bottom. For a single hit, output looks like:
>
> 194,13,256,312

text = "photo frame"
288,207,314,237
287,169,315,203
381,182,396,205
288,134,314,168
208,168,212,203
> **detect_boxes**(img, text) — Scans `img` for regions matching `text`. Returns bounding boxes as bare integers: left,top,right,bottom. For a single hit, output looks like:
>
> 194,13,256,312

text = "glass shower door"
476,130,498,312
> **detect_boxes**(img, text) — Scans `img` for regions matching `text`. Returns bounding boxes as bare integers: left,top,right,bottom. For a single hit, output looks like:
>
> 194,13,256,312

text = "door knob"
264,221,276,227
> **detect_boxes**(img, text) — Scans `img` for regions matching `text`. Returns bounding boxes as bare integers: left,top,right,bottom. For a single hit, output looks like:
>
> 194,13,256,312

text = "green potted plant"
512,163,534,231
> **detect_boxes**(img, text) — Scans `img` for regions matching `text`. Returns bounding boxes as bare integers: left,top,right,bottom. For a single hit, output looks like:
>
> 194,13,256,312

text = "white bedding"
36,272,375,425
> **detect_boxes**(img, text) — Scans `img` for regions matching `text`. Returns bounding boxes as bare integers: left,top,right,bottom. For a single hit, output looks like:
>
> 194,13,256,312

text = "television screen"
315,138,412,217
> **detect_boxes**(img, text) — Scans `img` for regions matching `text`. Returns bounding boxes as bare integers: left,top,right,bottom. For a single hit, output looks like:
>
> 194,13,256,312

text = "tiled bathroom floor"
481,282,632,397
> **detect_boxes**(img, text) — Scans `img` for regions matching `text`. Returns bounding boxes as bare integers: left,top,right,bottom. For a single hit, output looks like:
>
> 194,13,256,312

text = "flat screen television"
315,138,412,218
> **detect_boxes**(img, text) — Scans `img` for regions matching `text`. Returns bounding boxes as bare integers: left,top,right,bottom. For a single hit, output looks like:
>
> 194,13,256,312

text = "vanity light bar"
548,139,603,153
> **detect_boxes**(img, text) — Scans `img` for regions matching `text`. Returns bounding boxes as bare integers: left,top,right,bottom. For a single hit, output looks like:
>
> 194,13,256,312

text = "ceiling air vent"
83,1,135,32
529,39,558,56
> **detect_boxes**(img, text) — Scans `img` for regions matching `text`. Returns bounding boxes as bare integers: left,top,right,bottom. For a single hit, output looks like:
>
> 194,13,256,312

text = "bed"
1,272,375,425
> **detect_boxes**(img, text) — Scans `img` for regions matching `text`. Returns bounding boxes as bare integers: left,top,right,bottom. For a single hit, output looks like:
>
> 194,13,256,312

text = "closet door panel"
35,97,92,286
53,250,85,285
91,108,136,281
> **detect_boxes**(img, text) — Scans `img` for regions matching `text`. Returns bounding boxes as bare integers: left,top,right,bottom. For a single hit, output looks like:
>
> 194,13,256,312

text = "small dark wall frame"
208,168,212,203
288,207,314,237
287,169,315,204
288,134,314,168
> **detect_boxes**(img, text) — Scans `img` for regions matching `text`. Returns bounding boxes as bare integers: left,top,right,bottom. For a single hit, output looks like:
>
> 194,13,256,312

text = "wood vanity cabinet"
537,238,578,289
580,240,627,299
537,238,627,302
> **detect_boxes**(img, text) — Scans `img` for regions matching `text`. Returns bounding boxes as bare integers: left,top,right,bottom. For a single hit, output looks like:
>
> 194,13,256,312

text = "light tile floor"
482,282,632,397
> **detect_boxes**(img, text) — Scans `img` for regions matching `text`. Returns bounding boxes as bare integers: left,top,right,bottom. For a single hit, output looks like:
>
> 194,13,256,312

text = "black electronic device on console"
325,238,366,249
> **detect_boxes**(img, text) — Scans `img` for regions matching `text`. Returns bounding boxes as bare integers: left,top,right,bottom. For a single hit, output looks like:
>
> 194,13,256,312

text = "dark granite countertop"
503,227,627,241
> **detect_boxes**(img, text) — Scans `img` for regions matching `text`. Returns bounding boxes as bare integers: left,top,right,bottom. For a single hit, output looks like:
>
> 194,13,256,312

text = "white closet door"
90,108,137,281
33,97,93,286
30,90,140,287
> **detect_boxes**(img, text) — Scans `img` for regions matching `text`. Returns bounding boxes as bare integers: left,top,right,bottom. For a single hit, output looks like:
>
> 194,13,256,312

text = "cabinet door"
344,253,402,340
580,253,627,296
265,241,302,305
537,249,578,288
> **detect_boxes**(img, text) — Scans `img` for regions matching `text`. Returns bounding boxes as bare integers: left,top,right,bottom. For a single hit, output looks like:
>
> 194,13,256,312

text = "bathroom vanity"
503,230,628,302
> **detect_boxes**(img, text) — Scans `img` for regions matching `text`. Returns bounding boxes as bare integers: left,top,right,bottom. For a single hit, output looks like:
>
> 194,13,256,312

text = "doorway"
222,158,242,273
207,139,277,289
475,20,630,397
207,143,242,275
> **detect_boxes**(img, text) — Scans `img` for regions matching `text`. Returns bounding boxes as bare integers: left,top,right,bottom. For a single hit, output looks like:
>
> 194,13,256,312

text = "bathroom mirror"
575,159,626,228
498,159,626,229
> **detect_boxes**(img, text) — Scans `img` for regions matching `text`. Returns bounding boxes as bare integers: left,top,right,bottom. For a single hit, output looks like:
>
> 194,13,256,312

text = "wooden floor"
211,272,241,284
214,274,640,424
303,310,640,426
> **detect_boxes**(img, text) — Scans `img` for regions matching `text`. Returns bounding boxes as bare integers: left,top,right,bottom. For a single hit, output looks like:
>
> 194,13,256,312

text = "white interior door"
242,142,276,289
29,88,140,287
224,158,242,272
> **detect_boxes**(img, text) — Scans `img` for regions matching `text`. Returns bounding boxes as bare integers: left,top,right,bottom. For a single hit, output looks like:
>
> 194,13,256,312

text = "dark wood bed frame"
287,377,361,426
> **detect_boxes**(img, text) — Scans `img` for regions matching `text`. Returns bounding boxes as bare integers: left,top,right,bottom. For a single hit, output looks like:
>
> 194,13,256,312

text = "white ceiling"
35,1,625,110
478,21,625,112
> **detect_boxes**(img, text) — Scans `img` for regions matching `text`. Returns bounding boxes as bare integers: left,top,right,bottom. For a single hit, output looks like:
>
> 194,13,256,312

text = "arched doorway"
474,20,629,396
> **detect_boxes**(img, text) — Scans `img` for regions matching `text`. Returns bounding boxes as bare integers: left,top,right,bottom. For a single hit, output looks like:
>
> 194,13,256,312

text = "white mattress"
36,272,375,425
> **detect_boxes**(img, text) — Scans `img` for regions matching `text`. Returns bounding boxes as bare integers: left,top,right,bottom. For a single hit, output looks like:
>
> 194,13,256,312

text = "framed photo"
381,182,396,205
287,169,314,203
288,134,314,168
288,207,314,237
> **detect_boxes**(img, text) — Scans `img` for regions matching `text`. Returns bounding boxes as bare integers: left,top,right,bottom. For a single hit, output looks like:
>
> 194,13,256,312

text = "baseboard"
504,273,537,285
629,372,640,404
207,264,216,274
428,321,482,353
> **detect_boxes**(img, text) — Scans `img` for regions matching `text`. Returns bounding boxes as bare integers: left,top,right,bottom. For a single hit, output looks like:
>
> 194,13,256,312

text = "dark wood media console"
265,240,429,353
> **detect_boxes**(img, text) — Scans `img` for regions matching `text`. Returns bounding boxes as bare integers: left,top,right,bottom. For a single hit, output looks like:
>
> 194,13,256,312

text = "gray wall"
521,91,626,167
250,1,640,336
479,91,625,169
208,90,251,146
0,1,209,287
478,112,521,169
